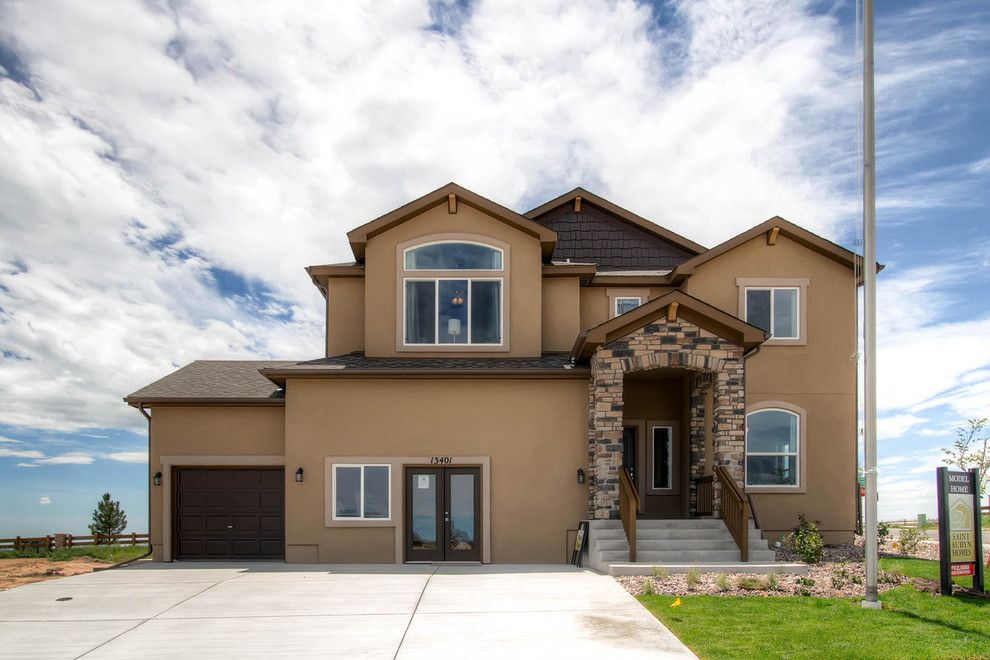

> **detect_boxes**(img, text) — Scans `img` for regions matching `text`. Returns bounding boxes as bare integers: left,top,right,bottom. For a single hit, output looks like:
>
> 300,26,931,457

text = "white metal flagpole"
861,0,880,609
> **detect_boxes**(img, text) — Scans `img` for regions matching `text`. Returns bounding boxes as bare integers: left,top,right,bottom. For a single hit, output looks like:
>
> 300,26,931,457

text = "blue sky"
0,0,987,535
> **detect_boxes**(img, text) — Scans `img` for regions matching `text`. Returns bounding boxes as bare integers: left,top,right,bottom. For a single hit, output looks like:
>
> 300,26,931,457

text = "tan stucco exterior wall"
363,203,544,357
327,277,365,357
541,276,581,352
283,377,589,563
684,234,857,542
147,405,286,561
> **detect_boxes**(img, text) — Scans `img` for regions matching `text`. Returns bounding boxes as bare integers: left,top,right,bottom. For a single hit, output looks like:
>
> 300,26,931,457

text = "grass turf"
640,558,990,659
0,545,149,563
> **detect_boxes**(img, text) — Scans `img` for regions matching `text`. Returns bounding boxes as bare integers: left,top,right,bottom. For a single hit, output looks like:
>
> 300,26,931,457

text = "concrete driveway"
0,562,693,659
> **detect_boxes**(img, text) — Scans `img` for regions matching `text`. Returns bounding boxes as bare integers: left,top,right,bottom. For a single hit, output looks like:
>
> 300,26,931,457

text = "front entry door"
405,467,481,562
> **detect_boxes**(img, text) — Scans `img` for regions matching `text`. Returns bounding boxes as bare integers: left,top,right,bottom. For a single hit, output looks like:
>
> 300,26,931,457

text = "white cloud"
0,436,22,443
34,452,94,465
16,462,38,468
878,414,927,440
104,451,147,464
39,496,51,505
0,447,44,459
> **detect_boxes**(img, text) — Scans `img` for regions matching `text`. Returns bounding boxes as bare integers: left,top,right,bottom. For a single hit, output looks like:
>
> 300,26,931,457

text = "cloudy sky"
0,0,987,535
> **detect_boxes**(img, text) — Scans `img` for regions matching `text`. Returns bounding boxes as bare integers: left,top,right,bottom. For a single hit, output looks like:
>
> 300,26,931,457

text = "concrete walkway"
0,562,693,659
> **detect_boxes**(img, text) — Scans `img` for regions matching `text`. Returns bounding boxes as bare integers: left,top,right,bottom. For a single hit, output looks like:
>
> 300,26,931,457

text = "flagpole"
861,0,880,609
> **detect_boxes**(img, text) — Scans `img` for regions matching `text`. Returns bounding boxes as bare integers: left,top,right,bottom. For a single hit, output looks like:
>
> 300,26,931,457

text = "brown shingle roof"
124,360,295,404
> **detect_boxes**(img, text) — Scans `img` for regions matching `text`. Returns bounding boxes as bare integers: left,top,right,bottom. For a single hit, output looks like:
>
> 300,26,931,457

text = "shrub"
651,565,671,580
641,578,655,596
685,567,701,591
737,576,768,591
898,526,925,556
715,573,730,592
767,572,779,591
784,514,824,564
877,521,890,551
796,576,815,596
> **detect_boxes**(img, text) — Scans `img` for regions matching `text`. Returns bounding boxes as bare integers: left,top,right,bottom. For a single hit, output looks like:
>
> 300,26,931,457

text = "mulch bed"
615,537,940,599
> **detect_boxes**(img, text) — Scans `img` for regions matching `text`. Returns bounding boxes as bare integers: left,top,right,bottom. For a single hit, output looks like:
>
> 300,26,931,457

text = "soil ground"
0,557,111,591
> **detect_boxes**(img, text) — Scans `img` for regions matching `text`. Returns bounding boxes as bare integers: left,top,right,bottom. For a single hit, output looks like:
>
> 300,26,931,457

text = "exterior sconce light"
295,467,304,483
153,472,162,487
577,468,586,484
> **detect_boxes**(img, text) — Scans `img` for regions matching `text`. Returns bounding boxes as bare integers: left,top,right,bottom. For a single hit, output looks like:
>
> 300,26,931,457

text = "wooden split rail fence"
0,532,148,552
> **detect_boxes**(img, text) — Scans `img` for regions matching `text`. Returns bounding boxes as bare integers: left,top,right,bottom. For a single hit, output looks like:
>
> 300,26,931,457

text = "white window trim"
744,407,802,491
331,464,392,521
650,425,673,491
403,240,504,271
614,296,642,317
736,277,808,346
402,277,504,347
743,286,800,340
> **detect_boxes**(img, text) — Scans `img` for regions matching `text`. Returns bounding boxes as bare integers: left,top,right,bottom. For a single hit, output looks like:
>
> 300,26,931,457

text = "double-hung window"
333,464,390,520
744,287,799,339
403,241,504,346
745,409,800,487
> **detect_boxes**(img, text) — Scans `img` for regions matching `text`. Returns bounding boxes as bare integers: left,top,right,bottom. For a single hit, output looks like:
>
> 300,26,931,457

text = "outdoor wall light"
577,468,586,484
295,467,304,483
153,472,162,487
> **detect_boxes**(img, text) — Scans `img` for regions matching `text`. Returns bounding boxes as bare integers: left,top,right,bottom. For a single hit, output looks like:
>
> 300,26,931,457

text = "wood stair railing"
715,466,750,562
618,468,641,562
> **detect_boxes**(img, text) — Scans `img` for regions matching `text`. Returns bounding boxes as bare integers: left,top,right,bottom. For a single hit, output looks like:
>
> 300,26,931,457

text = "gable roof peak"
346,182,556,262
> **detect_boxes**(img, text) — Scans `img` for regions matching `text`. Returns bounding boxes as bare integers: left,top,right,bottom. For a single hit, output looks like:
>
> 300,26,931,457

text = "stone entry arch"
587,319,747,520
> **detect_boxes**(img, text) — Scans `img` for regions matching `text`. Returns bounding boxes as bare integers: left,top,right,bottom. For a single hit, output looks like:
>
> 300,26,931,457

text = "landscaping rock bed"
616,537,943,599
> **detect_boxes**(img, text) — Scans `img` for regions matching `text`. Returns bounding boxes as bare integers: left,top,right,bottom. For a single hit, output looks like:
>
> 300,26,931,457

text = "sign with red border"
951,563,975,577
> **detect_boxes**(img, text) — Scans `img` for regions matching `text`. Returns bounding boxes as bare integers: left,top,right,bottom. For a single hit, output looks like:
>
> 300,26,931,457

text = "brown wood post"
15,536,20,550
46,535,52,552
68,534,73,548
131,532,137,546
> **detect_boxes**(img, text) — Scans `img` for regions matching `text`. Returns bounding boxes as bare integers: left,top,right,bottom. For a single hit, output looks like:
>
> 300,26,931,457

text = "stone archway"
587,318,746,520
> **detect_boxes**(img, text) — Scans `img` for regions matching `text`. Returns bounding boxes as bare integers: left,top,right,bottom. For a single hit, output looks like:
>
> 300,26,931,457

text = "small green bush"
685,567,701,591
737,576,768,591
877,521,890,551
795,576,815,596
898,526,925,555
767,572,779,591
715,573,730,592
783,514,823,563
641,578,655,596
651,565,671,580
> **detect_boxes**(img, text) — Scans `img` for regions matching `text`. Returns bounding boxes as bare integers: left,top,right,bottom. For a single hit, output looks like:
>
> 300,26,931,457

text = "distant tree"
89,492,127,542
942,418,989,496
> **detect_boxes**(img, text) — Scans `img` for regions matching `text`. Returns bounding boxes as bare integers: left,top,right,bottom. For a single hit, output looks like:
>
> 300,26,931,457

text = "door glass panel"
622,427,637,483
652,427,672,490
448,474,476,550
410,473,437,550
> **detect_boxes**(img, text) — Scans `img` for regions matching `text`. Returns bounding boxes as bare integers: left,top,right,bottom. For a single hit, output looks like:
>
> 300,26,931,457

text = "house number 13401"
430,456,452,464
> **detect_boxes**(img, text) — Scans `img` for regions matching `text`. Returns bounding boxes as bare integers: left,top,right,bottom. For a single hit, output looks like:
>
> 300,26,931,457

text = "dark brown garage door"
174,468,284,560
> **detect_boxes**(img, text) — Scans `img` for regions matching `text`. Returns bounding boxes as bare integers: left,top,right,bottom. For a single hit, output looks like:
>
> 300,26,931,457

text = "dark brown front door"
174,467,284,560
405,467,481,562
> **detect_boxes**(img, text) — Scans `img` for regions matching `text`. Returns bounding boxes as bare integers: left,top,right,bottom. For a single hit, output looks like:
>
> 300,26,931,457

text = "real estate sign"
936,467,985,595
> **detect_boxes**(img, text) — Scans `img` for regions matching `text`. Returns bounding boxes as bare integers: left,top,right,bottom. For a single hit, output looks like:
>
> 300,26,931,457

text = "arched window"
404,242,503,271
745,408,800,487
402,240,504,346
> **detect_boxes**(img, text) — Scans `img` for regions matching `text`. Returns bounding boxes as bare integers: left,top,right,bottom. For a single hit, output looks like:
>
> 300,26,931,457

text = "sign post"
936,467,985,595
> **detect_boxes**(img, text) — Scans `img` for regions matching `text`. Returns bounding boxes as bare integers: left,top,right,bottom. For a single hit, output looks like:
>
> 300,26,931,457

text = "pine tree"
89,492,128,543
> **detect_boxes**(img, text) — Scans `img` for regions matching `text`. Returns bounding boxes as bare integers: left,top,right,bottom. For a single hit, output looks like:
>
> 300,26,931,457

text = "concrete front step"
636,539,770,552
595,548,776,563
608,562,808,576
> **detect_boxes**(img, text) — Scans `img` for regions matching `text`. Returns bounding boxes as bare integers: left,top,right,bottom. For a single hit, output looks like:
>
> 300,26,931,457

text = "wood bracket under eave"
574,196,582,213
767,226,780,245
666,301,679,322
448,193,457,214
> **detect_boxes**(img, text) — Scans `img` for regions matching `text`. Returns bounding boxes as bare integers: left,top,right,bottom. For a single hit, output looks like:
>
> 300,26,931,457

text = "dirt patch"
0,557,111,591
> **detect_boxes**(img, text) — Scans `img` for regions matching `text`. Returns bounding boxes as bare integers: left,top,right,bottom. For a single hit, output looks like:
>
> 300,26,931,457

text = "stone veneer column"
586,320,746,521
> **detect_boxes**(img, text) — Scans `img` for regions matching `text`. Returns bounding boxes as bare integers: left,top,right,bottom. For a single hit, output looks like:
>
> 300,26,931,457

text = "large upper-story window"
403,241,503,346
745,408,800,488
736,278,808,345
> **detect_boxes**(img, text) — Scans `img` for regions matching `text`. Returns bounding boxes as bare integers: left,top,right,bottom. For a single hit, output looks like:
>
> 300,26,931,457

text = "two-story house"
126,183,862,571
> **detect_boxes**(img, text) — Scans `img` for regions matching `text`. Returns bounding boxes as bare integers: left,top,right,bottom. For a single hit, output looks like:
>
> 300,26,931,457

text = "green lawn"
640,559,990,659
0,545,149,563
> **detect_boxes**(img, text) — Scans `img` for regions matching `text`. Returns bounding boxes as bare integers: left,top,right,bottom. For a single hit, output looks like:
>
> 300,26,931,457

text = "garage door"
174,468,284,560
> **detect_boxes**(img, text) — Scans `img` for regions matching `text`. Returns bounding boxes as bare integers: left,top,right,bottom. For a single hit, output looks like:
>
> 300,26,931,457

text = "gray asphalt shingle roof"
270,352,576,371
124,360,295,402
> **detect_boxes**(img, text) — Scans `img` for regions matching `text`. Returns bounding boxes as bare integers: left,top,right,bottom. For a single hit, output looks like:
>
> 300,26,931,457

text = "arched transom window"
745,408,800,487
402,241,504,346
